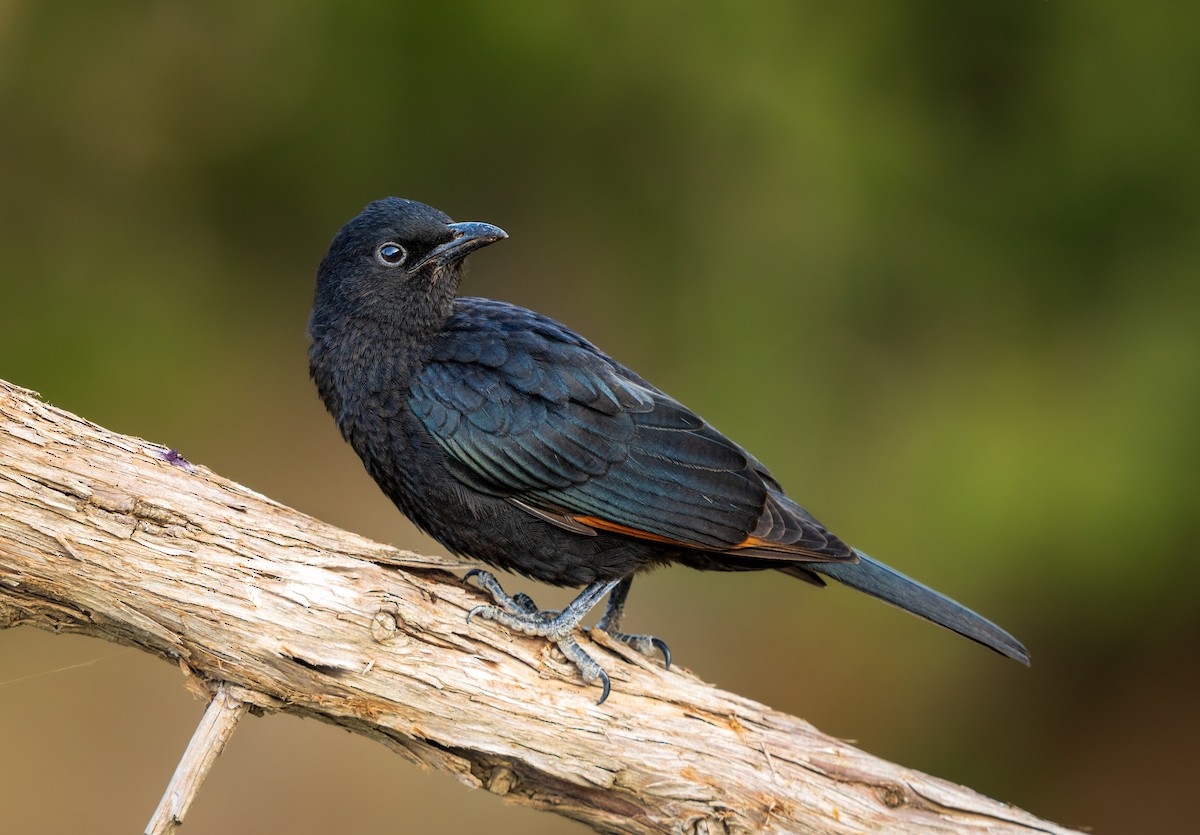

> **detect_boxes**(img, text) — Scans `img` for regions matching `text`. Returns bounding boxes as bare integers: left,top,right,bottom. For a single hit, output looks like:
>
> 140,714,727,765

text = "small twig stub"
145,683,249,835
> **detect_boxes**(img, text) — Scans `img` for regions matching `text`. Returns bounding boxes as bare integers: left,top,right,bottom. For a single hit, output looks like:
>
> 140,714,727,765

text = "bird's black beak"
413,221,508,270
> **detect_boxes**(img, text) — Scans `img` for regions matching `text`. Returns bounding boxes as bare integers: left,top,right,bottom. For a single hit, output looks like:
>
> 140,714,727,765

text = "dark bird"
309,197,1029,703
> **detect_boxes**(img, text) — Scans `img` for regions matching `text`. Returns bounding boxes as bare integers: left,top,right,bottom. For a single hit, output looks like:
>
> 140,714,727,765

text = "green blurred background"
2,1,1197,832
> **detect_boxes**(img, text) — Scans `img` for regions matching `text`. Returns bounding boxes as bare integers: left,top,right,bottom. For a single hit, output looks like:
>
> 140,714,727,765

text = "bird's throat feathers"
308,264,465,442
310,262,465,348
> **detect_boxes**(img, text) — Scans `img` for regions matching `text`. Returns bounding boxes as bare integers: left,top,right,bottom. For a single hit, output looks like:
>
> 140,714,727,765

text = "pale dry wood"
145,682,250,835
0,379,1079,835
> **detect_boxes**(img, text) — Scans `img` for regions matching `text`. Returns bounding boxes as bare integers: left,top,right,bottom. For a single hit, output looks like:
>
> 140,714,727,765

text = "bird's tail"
812,550,1030,665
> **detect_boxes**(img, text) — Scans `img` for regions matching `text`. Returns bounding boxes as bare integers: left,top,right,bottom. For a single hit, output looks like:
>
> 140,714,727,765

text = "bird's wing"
410,305,852,562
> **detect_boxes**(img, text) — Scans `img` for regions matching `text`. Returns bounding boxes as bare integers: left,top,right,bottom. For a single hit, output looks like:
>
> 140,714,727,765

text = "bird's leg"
595,575,631,632
465,571,620,703
594,577,672,669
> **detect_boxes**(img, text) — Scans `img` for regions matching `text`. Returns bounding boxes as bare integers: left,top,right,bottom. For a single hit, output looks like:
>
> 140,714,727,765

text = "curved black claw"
651,637,672,671
602,629,672,670
595,669,611,706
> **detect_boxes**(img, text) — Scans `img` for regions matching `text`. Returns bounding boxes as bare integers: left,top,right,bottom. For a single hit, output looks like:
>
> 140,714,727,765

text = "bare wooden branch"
0,379,1078,834
145,682,250,835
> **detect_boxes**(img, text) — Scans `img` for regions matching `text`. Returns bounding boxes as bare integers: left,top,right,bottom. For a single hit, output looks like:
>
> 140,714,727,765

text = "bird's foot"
464,570,618,704
463,569,544,617
595,628,672,670
551,636,611,705
594,576,671,668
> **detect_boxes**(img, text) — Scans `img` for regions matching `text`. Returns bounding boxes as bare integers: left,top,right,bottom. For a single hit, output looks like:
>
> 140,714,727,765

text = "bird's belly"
416,486,672,586
365,451,663,587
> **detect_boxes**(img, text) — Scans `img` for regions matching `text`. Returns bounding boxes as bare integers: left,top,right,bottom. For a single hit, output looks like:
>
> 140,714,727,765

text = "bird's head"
311,197,507,336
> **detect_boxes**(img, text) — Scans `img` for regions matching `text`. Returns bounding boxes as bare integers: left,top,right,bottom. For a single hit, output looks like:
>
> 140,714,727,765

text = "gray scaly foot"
594,577,672,669
465,570,620,704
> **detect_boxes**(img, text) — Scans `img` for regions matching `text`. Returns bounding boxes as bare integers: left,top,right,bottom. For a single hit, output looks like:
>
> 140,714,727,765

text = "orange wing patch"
733,534,782,550
730,532,858,563
570,515,694,547
570,517,852,563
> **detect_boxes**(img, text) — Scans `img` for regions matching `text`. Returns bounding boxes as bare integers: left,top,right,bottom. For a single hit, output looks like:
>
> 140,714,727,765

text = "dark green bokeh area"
2,2,1197,832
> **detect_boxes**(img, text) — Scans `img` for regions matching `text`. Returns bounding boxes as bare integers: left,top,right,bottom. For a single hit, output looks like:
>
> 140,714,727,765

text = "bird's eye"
376,242,407,266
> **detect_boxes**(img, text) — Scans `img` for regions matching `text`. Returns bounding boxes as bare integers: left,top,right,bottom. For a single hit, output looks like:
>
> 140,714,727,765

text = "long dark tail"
812,550,1030,665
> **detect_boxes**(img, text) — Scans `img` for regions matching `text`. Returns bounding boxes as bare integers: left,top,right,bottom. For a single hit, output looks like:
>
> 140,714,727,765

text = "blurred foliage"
1,1,1197,833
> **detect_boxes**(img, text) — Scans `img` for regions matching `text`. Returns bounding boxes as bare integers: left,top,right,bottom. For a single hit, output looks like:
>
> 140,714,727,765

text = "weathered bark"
0,379,1077,834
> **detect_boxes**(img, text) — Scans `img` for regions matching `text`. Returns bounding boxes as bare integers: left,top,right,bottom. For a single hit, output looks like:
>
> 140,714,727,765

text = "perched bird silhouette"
309,197,1029,703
